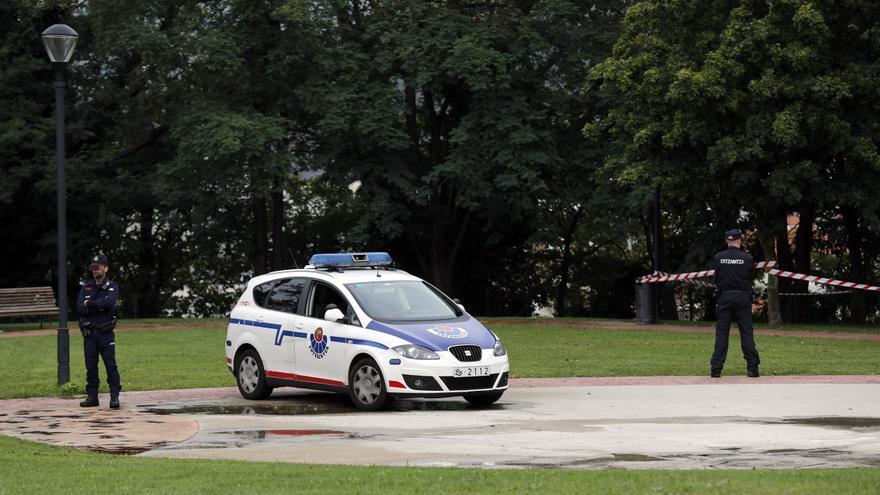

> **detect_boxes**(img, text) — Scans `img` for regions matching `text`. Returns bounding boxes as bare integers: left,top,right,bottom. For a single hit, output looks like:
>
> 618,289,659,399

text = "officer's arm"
92,285,120,311
75,286,89,315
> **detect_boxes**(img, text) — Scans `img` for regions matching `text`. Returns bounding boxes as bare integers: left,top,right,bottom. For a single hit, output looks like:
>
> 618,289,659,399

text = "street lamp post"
42,24,78,386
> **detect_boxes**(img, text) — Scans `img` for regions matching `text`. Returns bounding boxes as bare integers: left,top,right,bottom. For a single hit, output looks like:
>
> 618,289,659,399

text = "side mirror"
453,298,465,312
324,304,345,322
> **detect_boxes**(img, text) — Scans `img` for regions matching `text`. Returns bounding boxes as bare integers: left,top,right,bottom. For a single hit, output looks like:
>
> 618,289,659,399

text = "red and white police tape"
767,269,880,293
638,261,776,283
640,263,880,294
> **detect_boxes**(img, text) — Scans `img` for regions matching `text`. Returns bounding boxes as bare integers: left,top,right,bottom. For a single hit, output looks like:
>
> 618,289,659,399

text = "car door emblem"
309,327,330,359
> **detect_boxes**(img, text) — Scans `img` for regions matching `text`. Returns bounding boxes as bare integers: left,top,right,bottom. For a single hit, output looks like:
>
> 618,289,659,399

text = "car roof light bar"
308,252,393,268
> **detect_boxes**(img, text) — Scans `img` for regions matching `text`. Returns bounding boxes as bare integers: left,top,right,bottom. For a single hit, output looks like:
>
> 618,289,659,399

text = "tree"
589,0,880,322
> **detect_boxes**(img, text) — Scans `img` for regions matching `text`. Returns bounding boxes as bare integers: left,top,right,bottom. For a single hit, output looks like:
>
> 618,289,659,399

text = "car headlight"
393,344,440,360
493,339,507,357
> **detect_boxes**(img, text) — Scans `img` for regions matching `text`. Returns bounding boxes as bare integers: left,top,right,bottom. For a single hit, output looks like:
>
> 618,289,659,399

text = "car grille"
440,374,499,391
448,345,482,362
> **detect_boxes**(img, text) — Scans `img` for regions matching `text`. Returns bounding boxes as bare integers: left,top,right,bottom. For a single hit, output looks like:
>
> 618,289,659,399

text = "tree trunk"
252,196,268,276
271,187,285,271
783,208,814,323
554,208,582,317
755,228,782,326
844,207,866,323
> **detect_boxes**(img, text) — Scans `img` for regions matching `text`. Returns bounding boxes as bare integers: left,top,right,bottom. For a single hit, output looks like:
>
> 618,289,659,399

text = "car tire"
348,357,388,411
235,349,272,400
464,391,504,407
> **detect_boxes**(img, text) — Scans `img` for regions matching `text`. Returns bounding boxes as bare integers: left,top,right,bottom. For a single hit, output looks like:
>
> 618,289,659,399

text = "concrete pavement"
4,377,879,469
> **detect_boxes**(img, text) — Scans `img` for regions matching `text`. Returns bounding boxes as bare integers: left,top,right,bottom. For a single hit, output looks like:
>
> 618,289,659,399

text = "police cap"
725,229,742,241
88,254,109,269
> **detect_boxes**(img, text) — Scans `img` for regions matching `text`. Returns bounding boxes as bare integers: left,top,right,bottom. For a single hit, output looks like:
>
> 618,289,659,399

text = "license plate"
453,366,489,377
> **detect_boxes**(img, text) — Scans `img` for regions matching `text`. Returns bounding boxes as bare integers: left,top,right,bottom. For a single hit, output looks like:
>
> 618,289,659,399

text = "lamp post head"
41,24,78,63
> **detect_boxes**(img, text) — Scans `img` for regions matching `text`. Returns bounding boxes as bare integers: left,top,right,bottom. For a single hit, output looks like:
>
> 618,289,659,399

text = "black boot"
710,369,721,378
109,394,120,409
80,395,99,407
747,367,759,378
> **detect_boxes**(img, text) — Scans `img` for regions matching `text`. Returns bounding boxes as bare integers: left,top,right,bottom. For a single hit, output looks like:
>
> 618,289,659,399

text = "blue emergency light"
309,252,393,268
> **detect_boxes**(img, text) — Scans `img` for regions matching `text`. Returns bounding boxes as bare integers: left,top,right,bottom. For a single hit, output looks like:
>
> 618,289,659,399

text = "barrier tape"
776,291,851,296
639,261,776,283
767,269,880,293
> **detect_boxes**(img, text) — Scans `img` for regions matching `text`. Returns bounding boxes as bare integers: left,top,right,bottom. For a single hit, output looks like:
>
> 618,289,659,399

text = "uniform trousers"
711,291,760,372
84,330,121,397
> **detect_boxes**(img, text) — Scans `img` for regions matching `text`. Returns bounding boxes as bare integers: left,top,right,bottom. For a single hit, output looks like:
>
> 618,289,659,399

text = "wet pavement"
2,378,880,468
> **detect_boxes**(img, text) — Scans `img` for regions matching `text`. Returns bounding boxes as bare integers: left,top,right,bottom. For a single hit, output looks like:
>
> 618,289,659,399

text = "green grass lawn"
0,320,878,399
481,316,880,335
0,435,878,495
496,323,880,378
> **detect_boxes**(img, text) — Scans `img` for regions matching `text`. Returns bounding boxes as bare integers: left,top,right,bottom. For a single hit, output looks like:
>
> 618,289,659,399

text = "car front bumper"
383,352,510,397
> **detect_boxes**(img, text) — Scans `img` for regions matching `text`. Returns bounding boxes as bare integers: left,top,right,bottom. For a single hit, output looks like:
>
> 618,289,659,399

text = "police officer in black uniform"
76,254,122,408
711,229,760,378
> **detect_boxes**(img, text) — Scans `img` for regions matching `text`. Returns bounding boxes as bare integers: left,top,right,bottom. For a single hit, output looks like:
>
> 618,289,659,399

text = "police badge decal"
426,325,468,339
309,327,329,359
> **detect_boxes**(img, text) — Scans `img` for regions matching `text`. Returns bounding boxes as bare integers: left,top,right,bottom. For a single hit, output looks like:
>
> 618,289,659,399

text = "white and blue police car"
225,253,510,410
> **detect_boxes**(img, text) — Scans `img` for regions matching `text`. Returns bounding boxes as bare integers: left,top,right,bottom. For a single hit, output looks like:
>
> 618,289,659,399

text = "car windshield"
345,281,461,322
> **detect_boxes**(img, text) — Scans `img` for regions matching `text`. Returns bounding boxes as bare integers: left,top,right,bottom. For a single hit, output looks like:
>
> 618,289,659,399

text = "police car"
225,253,510,410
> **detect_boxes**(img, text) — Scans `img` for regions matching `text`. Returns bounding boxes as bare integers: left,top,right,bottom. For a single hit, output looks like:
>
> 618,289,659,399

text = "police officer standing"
711,229,761,378
76,254,122,408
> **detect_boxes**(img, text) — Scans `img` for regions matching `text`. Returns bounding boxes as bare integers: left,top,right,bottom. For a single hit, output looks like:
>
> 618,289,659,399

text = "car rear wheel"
349,357,388,411
464,391,503,407
236,349,272,400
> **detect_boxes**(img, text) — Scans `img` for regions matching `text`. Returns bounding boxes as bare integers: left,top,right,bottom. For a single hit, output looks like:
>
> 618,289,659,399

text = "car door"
295,280,355,386
259,277,308,375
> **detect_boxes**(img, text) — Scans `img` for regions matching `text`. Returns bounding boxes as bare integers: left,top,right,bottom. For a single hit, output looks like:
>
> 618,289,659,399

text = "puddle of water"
87,446,152,455
225,429,345,439
144,403,353,416
612,453,664,462
266,429,344,436
762,448,850,457
782,417,880,429
392,400,469,412
143,397,498,416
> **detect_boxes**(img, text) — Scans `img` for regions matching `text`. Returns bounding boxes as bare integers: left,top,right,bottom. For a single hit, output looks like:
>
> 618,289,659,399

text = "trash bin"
635,283,656,324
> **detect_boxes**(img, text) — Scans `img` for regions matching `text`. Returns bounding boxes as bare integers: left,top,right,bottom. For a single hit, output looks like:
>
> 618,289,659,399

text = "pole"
54,62,69,386
652,185,661,322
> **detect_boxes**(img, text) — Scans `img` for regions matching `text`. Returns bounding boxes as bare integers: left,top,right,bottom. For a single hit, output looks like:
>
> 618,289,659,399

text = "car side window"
252,280,278,308
308,282,350,320
264,278,307,314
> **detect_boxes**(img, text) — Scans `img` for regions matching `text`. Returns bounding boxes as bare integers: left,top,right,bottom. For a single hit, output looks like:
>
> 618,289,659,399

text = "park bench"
0,286,59,328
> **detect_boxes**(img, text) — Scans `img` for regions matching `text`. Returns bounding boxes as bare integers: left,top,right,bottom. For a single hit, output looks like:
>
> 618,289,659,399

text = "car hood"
366,317,497,351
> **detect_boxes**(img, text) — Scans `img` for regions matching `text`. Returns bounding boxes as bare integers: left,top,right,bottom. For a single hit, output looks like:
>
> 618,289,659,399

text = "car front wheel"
236,349,272,400
348,357,388,411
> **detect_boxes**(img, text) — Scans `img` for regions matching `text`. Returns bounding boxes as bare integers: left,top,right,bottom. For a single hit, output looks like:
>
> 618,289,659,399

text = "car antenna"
288,248,299,269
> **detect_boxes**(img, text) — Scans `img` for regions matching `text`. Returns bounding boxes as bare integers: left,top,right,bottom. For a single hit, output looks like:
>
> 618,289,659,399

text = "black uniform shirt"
713,247,754,292
76,278,120,327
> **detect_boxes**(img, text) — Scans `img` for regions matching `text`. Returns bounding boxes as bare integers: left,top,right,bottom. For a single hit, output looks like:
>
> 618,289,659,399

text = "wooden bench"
0,286,59,328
